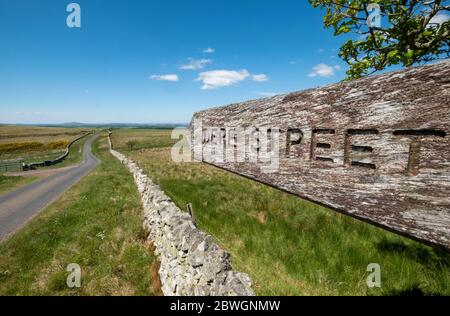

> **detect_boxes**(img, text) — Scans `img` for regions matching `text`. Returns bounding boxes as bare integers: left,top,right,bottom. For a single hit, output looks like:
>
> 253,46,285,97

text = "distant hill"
5,122,189,129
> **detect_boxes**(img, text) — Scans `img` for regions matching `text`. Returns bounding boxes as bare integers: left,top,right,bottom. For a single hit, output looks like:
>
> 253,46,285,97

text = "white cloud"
150,74,179,82
180,58,212,70
203,47,215,54
334,65,341,71
196,69,250,90
308,63,336,77
252,74,269,82
429,13,450,26
257,92,279,97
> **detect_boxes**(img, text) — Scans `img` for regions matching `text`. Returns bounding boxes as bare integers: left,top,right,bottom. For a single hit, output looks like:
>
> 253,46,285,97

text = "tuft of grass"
0,134,160,296
114,129,450,296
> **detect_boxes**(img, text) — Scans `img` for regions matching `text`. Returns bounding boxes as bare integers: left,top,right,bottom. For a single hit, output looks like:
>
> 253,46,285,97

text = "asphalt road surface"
0,135,100,241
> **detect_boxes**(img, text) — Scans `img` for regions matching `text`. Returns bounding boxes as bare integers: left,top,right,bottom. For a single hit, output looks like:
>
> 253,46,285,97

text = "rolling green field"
110,128,178,151
112,128,450,296
0,133,160,296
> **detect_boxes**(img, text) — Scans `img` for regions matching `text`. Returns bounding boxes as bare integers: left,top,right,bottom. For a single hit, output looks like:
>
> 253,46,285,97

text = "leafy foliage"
309,0,450,78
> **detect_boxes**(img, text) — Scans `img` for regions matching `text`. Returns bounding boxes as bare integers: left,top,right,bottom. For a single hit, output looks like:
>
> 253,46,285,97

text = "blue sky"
0,0,351,124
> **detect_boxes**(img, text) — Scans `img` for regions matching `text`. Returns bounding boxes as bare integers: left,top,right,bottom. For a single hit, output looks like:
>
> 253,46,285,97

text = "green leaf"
308,0,450,79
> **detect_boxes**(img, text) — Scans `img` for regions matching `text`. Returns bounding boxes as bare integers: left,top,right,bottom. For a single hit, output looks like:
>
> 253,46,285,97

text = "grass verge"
113,129,450,296
0,175,38,196
0,134,160,296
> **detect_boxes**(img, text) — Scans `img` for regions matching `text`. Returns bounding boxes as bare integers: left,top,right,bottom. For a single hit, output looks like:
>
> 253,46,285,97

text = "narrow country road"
0,135,100,241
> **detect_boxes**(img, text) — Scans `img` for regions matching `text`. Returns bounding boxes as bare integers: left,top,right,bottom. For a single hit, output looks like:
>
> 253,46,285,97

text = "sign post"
190,61,450,251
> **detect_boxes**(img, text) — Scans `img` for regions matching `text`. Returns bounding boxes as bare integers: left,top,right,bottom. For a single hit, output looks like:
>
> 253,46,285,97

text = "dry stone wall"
108,135,255,296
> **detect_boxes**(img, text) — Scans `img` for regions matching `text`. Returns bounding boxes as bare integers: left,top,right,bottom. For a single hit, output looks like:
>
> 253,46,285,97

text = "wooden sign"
190,60,450,251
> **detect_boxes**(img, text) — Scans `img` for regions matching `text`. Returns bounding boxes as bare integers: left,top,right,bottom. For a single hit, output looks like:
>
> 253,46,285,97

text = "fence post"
187,203,196,227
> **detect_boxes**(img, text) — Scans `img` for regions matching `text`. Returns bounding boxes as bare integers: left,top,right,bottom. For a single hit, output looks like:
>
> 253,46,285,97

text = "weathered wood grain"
190,60,450,252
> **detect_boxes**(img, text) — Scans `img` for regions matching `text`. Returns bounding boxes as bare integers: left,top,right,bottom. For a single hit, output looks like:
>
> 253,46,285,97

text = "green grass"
111,128,178,151
60,134,89,166
113,129,450,296
0,134,160,296
0,175,38,196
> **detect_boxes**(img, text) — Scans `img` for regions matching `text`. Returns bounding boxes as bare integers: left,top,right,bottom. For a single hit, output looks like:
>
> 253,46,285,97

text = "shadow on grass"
383,285,442,296
376,237,450,268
